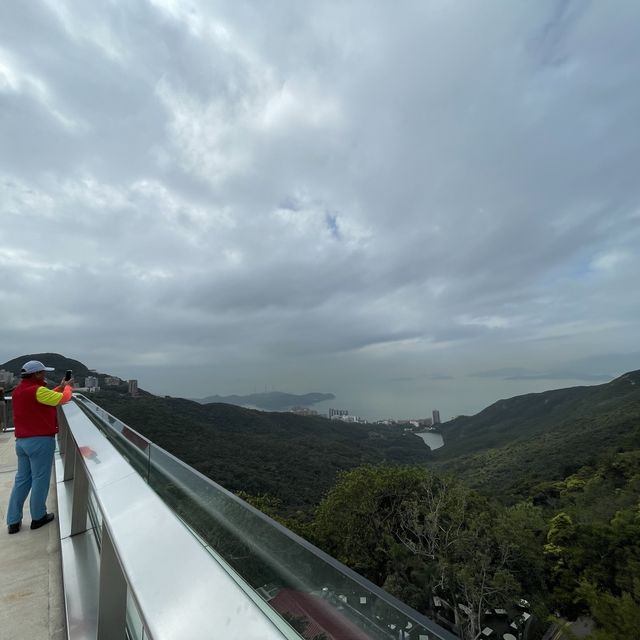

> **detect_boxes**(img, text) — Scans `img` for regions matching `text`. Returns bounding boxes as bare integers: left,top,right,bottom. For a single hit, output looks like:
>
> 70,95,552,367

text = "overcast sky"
1,1,639,419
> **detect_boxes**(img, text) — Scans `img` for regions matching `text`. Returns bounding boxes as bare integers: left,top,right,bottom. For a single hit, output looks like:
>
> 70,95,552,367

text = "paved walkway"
0,431,66,640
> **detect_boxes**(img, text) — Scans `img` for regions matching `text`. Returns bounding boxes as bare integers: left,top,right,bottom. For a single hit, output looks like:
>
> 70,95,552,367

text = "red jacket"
12,378,72,438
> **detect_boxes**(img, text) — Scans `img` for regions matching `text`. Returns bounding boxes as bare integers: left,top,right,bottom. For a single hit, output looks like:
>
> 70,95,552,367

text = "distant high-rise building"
85,376,99,390
329,408,349,418
104,376,121,386
432,409,441,425
330,414,367,424
128,379,138,396
290,406,318,416
0,369,15,387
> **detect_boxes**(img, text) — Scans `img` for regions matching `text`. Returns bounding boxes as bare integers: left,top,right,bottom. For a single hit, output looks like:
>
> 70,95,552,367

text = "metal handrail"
57,398,300,640
73,394,458,640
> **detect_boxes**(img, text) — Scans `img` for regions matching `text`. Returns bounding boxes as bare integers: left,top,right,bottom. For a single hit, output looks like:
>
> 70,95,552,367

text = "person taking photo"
6,360,73,534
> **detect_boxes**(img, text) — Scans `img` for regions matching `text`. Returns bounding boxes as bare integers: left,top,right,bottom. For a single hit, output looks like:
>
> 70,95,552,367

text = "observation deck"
1,395,457,640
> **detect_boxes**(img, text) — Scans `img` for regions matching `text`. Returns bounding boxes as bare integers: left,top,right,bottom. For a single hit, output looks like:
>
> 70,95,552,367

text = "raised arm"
36,385,73,406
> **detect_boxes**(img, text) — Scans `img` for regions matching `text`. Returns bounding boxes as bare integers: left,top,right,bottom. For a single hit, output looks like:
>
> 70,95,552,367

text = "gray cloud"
1,1,639,419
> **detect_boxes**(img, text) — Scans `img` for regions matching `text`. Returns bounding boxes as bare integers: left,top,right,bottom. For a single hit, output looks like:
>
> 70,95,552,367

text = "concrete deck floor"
0,430,66,640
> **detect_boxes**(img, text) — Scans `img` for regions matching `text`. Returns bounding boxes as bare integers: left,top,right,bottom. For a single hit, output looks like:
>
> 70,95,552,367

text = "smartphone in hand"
64,370,73,381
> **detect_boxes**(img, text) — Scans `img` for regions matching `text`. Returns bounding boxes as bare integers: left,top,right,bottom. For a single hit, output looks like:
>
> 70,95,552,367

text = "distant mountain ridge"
196,391,335,411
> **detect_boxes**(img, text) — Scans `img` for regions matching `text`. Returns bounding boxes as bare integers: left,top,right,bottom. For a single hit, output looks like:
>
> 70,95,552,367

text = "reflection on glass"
75,396,151,480
126,590,145,640
87,488,103,548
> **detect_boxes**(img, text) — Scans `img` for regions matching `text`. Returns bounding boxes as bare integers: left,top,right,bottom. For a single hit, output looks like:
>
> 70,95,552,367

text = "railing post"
70,448,89,535
1,394,13,432
57,405,68,454
62,424,76,481
0,389,5,432
97,522,127,640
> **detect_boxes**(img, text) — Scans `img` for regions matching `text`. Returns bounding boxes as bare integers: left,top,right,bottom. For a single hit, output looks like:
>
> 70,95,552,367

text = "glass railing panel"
147,443,445,640
75,396,129,436
126,590,145,640
73,395,456,640
87,488,103,547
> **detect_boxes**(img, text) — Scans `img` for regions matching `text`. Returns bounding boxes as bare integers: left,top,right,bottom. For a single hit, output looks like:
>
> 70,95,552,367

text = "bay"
415,431,444,451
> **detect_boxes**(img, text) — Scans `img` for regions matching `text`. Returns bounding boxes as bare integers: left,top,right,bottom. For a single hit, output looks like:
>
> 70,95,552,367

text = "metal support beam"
70,448,89,536
57,406,68,454
63,423,76,481
0,390,6,432
97,522,127,640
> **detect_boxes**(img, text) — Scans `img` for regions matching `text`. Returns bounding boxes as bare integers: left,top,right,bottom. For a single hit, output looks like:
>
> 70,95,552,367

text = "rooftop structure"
128,379,138,396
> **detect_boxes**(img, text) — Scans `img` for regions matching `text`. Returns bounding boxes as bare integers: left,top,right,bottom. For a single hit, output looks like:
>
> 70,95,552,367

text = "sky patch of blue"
325,212,340,239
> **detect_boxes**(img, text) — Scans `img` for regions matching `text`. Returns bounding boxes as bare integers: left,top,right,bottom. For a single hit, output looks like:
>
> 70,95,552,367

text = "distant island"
195,391,335,411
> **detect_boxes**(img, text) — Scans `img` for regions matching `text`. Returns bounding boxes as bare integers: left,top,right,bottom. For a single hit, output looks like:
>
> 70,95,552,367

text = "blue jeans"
6,436,55,525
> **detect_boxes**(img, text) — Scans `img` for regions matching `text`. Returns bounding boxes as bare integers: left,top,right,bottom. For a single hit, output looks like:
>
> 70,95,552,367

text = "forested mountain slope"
92,393,431,511
1,352,92,380
433,370,640,500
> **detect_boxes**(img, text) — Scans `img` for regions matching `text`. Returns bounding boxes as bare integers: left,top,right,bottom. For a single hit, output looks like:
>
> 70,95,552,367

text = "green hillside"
92,392,431,511
433,370,640,500
1,353,92,381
